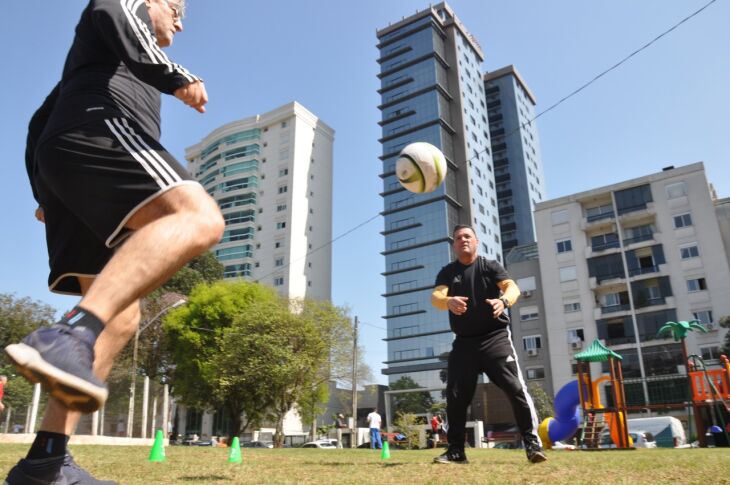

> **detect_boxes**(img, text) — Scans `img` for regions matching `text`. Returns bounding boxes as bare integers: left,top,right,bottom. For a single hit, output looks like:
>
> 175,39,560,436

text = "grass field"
1,444,727,484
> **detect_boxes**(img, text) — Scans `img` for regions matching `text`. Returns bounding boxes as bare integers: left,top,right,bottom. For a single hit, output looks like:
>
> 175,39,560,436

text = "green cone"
228,436,242,464
380,440,391,460
148,429,166,462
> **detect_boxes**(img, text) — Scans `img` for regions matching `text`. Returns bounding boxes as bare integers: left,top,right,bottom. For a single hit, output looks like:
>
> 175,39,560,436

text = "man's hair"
453,224,476,237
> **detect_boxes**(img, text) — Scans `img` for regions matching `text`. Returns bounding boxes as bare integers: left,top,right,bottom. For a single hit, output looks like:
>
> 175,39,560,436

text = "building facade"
186,102,334,300
534,163,730,406
504,243,554,397
484,65,546,253
377,2,501,389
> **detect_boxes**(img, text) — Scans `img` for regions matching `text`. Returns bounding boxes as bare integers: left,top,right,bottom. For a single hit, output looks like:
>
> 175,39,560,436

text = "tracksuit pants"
446,331,541,448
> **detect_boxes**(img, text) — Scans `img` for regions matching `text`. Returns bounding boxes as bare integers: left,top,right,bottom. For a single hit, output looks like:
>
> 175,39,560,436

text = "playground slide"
538,380,581,449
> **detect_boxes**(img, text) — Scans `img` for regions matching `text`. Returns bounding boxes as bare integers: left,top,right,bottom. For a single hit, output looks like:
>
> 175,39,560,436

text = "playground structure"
539,339,632,450
687,354,730,447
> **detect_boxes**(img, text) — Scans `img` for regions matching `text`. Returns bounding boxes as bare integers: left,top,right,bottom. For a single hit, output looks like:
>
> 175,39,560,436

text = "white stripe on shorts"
104,118,167,187
118,118,182,184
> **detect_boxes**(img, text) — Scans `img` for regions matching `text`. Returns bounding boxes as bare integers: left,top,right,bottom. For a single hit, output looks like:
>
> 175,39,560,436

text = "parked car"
241,441,274,449
599,429,657,448
301,441,337,449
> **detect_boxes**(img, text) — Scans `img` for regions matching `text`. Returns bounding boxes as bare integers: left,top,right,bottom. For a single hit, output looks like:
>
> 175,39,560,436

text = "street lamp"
127,297,186,438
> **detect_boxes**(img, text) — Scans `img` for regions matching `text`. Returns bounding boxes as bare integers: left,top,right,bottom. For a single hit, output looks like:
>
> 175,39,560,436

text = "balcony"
601,303,631,315
623,233,654,246
628,265,660,277
589,273,625,289
617,202,655,223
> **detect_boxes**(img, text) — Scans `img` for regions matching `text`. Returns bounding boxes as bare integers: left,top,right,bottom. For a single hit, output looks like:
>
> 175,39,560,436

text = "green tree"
527,383,554,422
390,376,434,415
0,293,56,361
393,412,421,450
165,281,353,447
719,315,730,356
160,251,224,296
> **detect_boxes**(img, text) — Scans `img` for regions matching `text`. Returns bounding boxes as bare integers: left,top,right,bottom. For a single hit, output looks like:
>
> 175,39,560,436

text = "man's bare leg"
5,183,222,412
80,183,223,323
40,277,140,435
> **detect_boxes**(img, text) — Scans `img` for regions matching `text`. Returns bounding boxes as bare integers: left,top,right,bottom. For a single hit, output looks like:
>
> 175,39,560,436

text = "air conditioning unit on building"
526,348,538,357
521,290,533,298
571,341,583,350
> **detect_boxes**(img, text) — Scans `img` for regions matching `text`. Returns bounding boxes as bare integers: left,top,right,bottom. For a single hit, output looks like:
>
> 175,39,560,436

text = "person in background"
366,408,382,449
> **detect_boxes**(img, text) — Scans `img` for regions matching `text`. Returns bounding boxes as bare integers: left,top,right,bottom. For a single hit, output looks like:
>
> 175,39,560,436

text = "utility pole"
351,316,358,448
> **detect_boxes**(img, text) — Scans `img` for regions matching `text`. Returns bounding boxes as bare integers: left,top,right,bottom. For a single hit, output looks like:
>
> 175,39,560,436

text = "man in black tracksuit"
5,1,224,483
431,225,546,464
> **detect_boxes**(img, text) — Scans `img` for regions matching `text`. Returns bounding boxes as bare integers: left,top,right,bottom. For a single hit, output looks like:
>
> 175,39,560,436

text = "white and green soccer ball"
395,142,447,193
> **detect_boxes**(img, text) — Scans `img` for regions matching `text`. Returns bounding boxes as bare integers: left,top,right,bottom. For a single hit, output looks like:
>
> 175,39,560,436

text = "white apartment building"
534,163,730,406
186,102,334,300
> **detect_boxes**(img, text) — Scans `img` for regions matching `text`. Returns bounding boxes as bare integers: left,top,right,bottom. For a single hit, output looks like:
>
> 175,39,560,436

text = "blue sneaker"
3,454,116,485
5,325,107,413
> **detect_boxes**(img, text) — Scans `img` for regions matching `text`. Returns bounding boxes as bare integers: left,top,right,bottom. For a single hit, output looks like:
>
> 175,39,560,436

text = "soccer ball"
395,142,447,193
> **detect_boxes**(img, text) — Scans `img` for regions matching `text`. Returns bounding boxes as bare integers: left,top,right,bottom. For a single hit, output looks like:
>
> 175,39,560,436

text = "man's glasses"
163,0,185,20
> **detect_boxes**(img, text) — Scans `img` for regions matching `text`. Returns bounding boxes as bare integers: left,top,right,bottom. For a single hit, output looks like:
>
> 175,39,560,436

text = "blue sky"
1,1,728,385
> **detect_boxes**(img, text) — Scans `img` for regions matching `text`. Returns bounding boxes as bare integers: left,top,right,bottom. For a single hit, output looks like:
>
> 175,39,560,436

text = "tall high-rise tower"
484,65,546,253
186,101,334,300
377,3,501,387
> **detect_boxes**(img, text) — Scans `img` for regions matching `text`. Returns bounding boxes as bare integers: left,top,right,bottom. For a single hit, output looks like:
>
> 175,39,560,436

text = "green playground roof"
575,339,623,362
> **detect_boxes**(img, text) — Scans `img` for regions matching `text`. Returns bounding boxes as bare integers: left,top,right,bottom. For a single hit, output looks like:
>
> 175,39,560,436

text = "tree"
527,383,554,422
393,412,421,450
0,293,56,361
165,281,354,447
390,376,434,415
719,315,730,356
160,251,224,296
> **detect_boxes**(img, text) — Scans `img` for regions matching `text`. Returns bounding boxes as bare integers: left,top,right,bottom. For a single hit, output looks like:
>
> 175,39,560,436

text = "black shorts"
34,117,198,295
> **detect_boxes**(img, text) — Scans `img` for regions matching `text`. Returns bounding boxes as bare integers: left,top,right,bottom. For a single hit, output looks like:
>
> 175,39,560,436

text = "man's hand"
447,296,469,315
35,206,45,223
174,80,208,113
486,298,506,318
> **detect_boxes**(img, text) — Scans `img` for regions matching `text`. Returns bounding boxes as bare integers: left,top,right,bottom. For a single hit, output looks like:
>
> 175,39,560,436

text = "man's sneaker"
5,325,107,413
4,456,63,485
3,454,116,485
525,443,547,463
433,447,469,465
62,452,117,485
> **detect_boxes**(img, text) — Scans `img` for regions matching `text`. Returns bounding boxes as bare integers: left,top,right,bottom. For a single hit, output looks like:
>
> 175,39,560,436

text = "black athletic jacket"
26,0,200,201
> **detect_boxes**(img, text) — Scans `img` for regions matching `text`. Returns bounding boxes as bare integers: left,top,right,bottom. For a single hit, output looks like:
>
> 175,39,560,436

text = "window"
665,181,687,199
275,258,284,267
523,335,542,350
516,277,536,292
526,368,545,380
551,210,569,225
567,328,585,343
519,306,539,321
393,302,418,315
686,278,707,292
276,221,286,229
278,168,289,177
274,240,283,249
701,346,721,362
278,185,288,194
692,310,713,325
557,239,573,253
615,184,652,214
585,203,614,222
559,266,577,282
673,213,693,229
277,203,287,212
274,277,284,286
680,244,699,259
564,302,581,313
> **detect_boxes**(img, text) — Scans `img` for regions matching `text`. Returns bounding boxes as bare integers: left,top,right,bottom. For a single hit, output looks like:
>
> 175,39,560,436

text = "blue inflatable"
547,380,581,443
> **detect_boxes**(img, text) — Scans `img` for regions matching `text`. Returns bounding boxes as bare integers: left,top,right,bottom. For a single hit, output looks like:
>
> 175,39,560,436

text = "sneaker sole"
5,343,107,413
433,458,469,465
529,453,548,463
